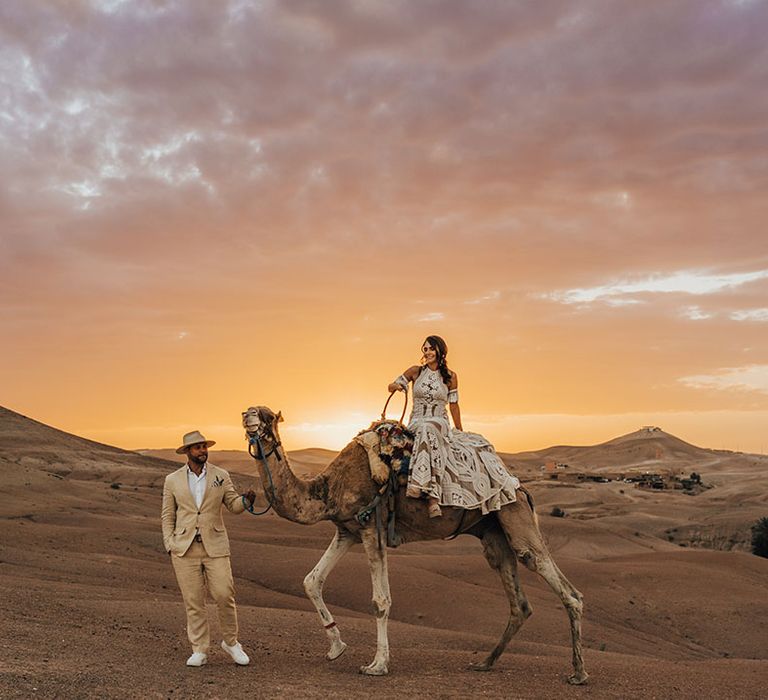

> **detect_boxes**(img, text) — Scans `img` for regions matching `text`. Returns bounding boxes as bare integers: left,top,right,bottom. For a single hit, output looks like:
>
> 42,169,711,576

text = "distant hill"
2,406,766,551
504,426,729,473
144,425,751,479
0,405,176,484
139,447,339,477
0,405,138,455
2,404,762,485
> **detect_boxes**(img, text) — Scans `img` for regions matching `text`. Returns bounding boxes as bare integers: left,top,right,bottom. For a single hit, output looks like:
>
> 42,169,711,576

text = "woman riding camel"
388,335,520,518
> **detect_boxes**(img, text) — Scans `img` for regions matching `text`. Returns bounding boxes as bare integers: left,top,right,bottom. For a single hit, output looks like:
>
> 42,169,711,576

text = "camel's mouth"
242,406,268,437
242,405,281,439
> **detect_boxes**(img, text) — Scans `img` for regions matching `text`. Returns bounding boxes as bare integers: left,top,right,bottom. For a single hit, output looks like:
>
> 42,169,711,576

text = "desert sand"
1,405,767,699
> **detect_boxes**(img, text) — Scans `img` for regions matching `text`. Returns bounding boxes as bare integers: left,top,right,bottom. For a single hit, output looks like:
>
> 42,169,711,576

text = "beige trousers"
171,541,238,653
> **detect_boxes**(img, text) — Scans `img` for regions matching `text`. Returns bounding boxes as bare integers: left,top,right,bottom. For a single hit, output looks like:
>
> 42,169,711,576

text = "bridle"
242,407,282,515
248,427,283,462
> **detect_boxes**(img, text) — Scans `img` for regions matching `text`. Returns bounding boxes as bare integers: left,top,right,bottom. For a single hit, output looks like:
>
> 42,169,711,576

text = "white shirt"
187,463,207,509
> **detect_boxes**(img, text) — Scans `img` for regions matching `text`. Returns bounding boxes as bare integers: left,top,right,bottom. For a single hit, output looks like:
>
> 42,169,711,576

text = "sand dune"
1,405,767,698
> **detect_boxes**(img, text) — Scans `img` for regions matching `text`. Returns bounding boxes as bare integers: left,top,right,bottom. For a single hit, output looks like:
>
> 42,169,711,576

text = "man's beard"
189,453,207,466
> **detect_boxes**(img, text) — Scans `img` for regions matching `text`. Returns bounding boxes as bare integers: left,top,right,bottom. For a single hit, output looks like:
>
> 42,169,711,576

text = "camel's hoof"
326,641,347,661
359,663,389,676
469,661,493,672
567,672,589,685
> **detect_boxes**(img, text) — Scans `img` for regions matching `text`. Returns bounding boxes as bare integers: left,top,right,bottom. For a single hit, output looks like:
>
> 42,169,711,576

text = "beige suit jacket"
161,463,245,557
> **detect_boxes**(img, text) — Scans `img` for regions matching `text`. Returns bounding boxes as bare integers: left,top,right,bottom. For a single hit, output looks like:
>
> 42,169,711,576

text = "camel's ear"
276,410,284,423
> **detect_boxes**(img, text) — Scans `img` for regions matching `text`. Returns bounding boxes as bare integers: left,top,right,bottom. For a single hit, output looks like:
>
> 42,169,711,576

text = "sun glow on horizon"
70,408,768,456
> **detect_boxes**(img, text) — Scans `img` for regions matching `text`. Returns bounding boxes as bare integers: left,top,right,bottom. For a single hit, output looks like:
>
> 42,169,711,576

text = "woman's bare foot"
428,499,442,518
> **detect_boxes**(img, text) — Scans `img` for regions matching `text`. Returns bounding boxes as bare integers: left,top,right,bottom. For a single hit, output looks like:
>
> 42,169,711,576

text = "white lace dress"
394,367,520,514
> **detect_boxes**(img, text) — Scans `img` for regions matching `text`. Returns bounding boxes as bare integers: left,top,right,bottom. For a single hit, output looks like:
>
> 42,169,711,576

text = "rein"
243,430,281,516
381,389,408,425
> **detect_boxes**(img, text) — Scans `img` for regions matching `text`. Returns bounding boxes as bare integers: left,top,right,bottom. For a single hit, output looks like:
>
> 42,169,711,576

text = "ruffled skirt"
406,416,520,514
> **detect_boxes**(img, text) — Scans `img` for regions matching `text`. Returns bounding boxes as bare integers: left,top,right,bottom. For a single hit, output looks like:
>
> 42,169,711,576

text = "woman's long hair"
422,335,452,387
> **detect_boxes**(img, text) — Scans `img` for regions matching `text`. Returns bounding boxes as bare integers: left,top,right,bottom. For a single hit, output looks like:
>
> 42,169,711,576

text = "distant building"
636,472,667,489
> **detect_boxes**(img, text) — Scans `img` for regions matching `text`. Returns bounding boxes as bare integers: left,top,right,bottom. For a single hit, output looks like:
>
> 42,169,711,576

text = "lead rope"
242,433,278,516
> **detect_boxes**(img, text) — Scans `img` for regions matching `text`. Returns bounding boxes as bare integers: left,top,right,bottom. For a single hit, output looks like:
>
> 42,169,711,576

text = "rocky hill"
504,425,748,473
0,405,176,489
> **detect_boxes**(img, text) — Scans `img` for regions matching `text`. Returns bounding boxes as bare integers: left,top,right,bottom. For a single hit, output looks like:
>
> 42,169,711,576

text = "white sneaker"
221,640,250,665
186,652,207,667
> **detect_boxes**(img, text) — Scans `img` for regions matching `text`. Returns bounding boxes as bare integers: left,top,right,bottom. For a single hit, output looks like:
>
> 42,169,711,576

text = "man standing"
161,430,257,667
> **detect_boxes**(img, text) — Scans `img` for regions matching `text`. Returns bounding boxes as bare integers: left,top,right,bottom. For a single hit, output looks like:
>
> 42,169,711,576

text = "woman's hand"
388,382,406,393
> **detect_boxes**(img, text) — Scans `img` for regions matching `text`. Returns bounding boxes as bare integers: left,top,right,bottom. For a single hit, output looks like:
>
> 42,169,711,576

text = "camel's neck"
256,449,329,525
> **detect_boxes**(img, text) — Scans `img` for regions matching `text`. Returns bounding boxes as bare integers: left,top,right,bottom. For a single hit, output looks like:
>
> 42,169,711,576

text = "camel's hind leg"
359,527,391,676
496,499,588,685
303,527,355,660
471,525,532,671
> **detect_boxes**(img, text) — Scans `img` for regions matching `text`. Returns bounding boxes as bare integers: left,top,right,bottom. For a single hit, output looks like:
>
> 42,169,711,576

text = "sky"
2,0,768,454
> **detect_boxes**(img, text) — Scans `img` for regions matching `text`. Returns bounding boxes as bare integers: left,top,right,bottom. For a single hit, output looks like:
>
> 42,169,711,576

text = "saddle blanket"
354,420,413,485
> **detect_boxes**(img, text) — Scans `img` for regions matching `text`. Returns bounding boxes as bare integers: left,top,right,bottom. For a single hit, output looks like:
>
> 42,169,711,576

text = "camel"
242,406,588,684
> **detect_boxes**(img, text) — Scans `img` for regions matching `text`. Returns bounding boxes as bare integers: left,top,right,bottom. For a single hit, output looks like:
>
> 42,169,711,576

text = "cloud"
465,290,500,305
592,190,633,209
542,269,768,306
680,365,768,395
730,308,768,322
605,297,644,308
681,305,714,321
415,312,445,322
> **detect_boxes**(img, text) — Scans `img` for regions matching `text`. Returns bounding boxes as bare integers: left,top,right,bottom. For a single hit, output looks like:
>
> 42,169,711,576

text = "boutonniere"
213,476,224,487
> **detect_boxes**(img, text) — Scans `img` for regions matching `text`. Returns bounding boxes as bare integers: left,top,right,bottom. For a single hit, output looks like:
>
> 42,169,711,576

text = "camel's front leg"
303,528,356,660
359,528,391,676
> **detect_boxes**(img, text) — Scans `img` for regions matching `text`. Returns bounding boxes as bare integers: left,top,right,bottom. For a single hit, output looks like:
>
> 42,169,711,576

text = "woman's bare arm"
449,402,462,431
448,371,462,430
388,365,420,392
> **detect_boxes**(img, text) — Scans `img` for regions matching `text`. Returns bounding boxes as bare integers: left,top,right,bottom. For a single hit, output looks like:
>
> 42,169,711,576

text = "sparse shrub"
751,517,768,558
110,482,121,490
550,506,566,518
689,472,702,484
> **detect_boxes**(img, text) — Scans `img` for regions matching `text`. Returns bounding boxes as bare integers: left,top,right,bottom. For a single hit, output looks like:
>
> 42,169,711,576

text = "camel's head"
242,405,284,457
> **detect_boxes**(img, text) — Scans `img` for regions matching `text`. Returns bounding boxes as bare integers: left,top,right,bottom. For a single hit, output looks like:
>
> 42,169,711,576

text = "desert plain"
1,404,767,699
